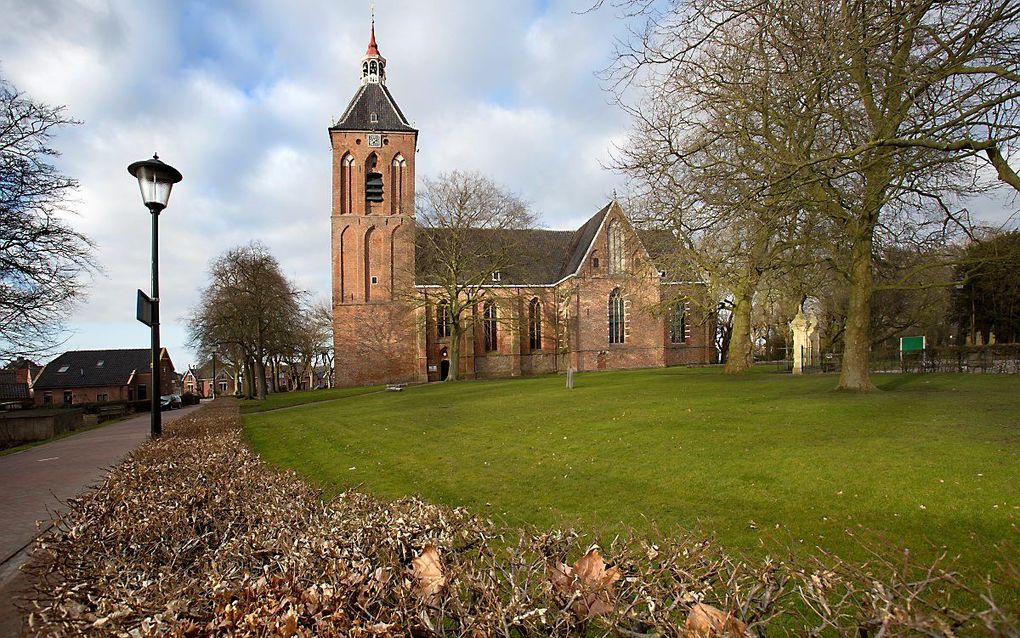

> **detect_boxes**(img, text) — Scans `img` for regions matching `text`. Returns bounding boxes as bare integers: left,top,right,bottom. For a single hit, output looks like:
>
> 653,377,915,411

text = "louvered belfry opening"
365,153,384,204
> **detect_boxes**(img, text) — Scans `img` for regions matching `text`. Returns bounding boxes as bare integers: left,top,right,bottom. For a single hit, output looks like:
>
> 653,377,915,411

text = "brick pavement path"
0,404,203,636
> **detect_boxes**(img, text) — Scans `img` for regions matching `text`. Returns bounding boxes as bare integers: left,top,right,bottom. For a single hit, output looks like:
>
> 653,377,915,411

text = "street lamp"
127,154,182,438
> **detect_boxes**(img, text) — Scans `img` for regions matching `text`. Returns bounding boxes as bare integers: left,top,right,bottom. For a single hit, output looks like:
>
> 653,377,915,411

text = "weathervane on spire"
361,5,386,85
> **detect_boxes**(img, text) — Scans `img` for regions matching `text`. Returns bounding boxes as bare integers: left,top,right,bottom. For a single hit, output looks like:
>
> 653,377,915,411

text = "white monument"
790,309,820,374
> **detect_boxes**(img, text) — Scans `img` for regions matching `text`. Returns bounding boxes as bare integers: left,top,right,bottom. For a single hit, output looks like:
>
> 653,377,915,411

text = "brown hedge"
21,400,1018,636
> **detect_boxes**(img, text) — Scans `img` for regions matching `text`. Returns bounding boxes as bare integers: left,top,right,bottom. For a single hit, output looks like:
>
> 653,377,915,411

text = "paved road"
0,405,202,635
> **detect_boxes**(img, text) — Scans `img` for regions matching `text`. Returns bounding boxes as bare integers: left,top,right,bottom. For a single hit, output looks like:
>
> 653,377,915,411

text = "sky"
1,0,1017,370
0,0,637,369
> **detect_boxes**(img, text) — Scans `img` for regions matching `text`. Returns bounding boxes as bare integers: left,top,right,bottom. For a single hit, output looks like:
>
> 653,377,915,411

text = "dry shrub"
21,400,1018,636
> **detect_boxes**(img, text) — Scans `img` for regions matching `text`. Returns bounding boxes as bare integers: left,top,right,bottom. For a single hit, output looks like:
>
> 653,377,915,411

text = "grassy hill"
243,367,1019,587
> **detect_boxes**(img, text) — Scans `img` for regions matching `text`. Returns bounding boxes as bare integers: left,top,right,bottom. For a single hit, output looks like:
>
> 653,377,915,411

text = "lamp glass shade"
128,155,183,210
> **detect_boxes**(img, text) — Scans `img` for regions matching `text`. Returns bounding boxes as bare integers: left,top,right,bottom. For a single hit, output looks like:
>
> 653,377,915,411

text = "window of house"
57,365,69,373
592,257,600,269
436,301,452,338
138,385,147,401
96,360,104,367
668,300,687,344
483,301,498,352
97,393,108,403
370,112,379,123
219,380,228,392
43,391,52,404
608,221,625,273
528,298,542,350
491,271,502,282
609,288,625,344
63,391,72,404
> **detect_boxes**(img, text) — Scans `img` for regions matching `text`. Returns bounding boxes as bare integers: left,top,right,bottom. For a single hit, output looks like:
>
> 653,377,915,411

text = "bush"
181,392,201,406
23,401,1019,636
127,399,150,413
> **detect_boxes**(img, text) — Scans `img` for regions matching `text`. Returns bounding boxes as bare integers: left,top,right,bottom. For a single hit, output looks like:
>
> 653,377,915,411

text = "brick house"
331,25,716,386
181,364,236,398
33,348,175,406
0,370,32,409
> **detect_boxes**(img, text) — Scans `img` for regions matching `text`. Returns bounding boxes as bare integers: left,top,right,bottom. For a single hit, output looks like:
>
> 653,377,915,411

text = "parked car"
160,394,182,410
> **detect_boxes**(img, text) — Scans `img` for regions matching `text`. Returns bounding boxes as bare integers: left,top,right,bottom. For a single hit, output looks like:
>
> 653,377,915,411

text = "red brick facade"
414,204,716,383
331,27,715,386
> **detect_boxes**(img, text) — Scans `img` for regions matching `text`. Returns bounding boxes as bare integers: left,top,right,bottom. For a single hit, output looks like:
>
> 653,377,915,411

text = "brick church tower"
330,21,421,386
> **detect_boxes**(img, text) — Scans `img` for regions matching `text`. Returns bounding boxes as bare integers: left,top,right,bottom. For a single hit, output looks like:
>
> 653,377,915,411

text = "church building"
330,24,716,386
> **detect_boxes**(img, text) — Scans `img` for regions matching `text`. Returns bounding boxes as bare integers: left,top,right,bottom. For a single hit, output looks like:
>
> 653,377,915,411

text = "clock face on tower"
368,134,382,148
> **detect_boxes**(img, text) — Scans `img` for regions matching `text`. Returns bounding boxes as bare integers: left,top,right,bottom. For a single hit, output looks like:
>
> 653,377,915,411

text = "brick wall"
35,385,130,406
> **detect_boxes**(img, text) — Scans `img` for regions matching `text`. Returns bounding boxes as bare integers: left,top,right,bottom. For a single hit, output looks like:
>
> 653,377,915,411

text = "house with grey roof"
33,348,176,407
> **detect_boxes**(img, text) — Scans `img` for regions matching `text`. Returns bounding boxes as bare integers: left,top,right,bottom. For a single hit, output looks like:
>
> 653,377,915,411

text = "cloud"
0,0,634,367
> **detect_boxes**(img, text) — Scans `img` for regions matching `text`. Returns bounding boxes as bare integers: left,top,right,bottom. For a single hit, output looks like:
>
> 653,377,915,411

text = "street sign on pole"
899,335,926,352
136,289,154,327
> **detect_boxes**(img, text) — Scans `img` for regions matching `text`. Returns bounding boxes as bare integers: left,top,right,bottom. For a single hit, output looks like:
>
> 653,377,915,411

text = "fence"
810,344,1020,374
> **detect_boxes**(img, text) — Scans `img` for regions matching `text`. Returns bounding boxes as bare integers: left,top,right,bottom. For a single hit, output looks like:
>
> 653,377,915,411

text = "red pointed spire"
366,20,380,56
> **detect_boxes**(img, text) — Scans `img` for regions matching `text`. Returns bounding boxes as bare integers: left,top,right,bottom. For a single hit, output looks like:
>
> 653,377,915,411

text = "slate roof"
35,349,154,390
0,370,29,401
414,203,612,286
331,83,416,133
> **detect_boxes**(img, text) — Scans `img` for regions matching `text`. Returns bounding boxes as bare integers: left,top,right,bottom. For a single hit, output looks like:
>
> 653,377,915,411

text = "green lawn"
239,385,383,414
244,367,1019,585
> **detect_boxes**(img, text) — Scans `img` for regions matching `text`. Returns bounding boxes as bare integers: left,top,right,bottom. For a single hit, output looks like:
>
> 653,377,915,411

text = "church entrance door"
440,360,450,381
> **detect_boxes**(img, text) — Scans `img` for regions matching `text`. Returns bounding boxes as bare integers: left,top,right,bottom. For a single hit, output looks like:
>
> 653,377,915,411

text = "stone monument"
790,309,820,374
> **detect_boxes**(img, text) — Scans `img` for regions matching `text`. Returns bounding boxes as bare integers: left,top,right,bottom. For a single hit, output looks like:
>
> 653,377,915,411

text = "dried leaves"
19,400,1020,637
410,545,446,601
550,548,621,618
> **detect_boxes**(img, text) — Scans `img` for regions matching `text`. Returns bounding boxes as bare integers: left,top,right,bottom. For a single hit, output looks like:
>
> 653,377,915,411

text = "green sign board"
899,335,926,352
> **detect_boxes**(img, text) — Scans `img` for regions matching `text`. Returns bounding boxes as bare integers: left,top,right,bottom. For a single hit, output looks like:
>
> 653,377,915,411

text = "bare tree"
607,0,1020,390
188,242,301,399
414,171,537,381
0,75,96,360
613,6,826,374
290,298,334,390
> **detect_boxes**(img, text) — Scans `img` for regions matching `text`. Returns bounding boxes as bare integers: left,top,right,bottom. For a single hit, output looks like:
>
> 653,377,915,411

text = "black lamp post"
127,154,182,438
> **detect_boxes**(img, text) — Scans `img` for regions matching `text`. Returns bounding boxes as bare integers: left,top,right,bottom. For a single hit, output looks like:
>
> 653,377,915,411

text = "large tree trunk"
838,229,878,391
724,285,754,374
447,315,461,381
255,357,268,399
244,357,255,399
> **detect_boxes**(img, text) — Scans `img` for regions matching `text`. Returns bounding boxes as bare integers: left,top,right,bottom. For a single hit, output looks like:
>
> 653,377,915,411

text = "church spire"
361,12,386,85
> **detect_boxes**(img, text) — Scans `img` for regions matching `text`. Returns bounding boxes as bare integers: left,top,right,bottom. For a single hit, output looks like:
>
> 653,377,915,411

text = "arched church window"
364,227,375,301
437,300,451,338
362,61,368,76
390,153,406,214
340,153,355,214
668,300,687,344
370,60,377,74
608,288,625,344
365,153,383,203
608,221,625,274
529,298,542,350
483,301,498,352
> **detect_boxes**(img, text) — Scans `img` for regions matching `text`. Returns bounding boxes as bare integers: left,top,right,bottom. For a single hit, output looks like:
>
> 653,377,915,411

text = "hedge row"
22,400,1018,636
